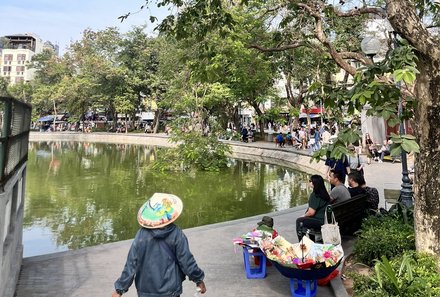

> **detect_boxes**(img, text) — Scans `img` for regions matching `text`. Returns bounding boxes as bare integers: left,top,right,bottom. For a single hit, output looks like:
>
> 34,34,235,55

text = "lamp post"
389,32,414,207
360,35,380,152
360,35,381,62
361,33,413,207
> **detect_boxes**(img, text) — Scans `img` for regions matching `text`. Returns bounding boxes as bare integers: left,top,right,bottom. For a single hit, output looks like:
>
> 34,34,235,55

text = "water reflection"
25,141,312,256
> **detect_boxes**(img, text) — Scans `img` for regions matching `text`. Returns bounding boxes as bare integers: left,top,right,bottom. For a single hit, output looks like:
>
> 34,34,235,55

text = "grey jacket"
114,224,205,297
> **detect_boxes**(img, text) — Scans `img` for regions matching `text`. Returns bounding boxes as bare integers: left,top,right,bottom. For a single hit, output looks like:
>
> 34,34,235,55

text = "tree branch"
260,5,282,18
332,6,386,18
248,42,303,52
297,3,320,18
387,0,440,60
339,52,373,65
295,2,358,75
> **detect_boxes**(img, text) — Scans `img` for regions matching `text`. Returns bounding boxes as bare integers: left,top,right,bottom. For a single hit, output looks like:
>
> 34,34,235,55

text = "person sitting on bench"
348,171,379,211
378,140,391,163
329,170,351,204
296,175,330,241
347,171,367,197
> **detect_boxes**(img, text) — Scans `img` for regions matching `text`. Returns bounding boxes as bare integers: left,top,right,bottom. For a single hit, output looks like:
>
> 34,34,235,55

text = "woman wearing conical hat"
112,193,206,297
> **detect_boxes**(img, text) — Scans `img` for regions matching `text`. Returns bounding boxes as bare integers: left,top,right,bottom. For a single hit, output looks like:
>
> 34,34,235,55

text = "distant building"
0,33,57,85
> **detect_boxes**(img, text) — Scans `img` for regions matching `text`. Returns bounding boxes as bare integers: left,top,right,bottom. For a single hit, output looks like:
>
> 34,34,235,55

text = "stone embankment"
29,132,328,175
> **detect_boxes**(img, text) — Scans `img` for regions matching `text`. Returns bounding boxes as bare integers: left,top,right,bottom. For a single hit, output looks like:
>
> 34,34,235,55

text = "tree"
0,77,10,97
7,81,33,103
385,0,440,258
184,8,279,133
118,29,168,132
133,0,440,257
30,49,72,116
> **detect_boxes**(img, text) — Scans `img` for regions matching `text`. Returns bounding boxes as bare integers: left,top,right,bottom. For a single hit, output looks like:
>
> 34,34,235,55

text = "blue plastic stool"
242,247,266,279
289,278,317,297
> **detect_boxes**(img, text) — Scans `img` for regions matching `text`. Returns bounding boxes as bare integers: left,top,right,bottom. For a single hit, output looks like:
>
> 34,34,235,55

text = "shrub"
353,213,415,266
353,252,440,297
152,132,231,172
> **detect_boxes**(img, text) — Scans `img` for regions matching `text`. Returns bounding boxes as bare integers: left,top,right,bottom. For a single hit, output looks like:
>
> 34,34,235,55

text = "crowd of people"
272,125,332,151
236,122,398,170
296,148,380,241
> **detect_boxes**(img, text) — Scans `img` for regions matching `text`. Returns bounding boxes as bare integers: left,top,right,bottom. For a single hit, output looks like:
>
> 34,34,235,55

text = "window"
3,66,11,72
17,54,26,61
15,77,24,83
4,54,13,61
16,66,25,72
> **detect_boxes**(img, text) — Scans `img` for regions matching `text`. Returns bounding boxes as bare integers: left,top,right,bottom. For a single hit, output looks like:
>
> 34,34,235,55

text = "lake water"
24,141,312,257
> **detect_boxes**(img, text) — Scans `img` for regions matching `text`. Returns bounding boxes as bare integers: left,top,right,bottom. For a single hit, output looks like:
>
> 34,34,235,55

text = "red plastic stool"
253,249,272,266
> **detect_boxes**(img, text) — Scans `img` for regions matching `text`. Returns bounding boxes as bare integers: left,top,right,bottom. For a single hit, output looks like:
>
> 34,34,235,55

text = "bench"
299,193,370,241
383,155,401,163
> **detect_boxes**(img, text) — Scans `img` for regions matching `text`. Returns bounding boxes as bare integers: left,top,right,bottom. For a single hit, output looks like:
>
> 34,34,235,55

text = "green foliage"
257,107,287,124
0,77,10,97
354,209,415,266
389,132,420,156
353,252,440,297
152,132,231,172
311,127,360,162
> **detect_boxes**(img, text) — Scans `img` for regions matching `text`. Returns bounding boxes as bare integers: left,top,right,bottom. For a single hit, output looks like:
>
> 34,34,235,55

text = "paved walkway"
16,138,406,297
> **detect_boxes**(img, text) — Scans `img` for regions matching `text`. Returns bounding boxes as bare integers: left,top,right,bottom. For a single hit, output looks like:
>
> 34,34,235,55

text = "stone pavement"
16,137,406,297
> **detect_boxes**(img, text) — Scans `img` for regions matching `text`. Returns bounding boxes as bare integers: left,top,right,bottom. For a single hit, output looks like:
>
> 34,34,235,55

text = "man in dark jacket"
112,193,206,297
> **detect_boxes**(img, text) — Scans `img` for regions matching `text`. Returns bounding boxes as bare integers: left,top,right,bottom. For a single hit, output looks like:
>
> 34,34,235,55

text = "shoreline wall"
29,132,327,175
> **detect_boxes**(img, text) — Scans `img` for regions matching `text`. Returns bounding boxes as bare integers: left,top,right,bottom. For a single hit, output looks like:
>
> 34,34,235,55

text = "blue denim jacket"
114,224,205,297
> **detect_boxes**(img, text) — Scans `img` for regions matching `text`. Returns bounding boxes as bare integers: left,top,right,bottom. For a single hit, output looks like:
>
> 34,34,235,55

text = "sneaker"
378,159,383,163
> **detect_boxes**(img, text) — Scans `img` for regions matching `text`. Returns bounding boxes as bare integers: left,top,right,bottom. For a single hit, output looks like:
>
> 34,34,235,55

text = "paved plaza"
15,138,406,297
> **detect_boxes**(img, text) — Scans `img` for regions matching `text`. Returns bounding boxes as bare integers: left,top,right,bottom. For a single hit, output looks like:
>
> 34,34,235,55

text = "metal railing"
0,97,32,186
0,96,31,297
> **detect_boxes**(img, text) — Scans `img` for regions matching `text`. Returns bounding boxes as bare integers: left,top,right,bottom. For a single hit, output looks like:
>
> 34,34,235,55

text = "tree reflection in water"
25,141,313,256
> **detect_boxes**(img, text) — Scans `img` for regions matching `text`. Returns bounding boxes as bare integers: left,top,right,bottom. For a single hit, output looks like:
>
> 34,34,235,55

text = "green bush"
354,213,415,266
353,252,440,297
152,132,231,172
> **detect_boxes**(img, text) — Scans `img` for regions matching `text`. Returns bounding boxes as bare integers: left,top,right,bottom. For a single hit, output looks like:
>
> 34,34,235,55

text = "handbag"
321,207,341,245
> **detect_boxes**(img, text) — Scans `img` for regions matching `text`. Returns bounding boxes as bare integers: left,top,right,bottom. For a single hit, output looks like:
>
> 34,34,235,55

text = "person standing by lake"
112,193,206,297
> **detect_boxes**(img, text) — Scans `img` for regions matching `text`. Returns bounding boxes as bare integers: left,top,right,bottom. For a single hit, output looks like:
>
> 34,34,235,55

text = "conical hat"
137,193,183,229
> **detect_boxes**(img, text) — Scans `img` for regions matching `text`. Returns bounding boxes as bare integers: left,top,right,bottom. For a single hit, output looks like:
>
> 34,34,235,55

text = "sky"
0,0,169,54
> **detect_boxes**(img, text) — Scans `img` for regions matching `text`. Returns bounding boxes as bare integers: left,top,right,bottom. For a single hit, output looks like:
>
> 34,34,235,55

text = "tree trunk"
153,109,162,133
233,106,240,131
413,56,440,257
387,0,440,259
250,102,264,137
285,74,295,107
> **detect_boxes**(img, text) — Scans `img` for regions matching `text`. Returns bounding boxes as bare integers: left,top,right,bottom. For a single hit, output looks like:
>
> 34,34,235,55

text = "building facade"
0,33,57,85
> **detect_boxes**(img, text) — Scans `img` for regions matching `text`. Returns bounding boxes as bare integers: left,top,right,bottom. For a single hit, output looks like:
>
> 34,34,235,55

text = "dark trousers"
296,217,323,241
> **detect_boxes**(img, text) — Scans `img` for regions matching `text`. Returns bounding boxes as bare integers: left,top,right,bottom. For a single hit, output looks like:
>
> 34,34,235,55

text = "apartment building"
0,33,57,85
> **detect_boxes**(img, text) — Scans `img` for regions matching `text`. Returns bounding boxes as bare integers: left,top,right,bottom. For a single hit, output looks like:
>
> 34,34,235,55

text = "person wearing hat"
112,193,206,297
347,144,365,176
256,216,278,238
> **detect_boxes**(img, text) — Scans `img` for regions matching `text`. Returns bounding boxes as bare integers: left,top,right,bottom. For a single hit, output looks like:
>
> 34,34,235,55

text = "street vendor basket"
270,259,342,280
